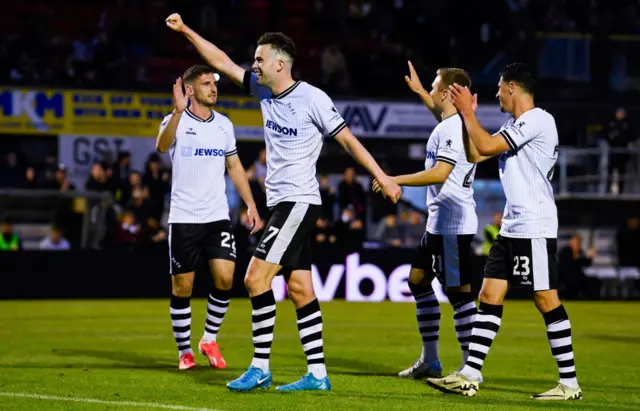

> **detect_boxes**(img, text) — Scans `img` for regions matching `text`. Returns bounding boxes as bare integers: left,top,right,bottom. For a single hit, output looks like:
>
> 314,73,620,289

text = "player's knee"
534,290,560,313
408,268,428,285
244,262,265,292
172,276,194,297
214,273,233,291
478,288,502,305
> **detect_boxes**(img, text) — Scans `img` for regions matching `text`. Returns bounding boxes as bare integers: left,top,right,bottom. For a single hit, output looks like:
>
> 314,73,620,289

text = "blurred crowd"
2,0,640,98
0,147,430,252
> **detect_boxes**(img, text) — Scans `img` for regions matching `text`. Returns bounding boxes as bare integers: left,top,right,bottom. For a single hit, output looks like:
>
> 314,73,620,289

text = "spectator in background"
334,207,365,254
603,108,634,194
338,167,366,220
252,148,267,183
23,167,40,189
483,211,502,256
320,44,350,94
0,220,21,251
313,216,336,250
617,216,640,269
111,151,132,193
39,226,71,250
120,171,143,206
0,152,24,188
558,234,595,299
143,154,169,220
127,187,151,225
374,214,403,247
116,210,140,248
44,165,75,192
85,162,110,192
140,217,167,250
319,175,336,221
403,210,424,247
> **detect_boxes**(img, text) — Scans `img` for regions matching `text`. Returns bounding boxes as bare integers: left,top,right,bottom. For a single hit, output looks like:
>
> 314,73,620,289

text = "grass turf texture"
0,300,638,410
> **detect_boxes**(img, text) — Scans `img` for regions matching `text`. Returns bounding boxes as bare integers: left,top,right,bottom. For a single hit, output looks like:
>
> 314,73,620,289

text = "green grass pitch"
0,299,639,410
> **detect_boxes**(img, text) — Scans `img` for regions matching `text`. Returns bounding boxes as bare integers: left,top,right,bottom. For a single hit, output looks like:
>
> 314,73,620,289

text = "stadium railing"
557,145,640,197
0,189,113,249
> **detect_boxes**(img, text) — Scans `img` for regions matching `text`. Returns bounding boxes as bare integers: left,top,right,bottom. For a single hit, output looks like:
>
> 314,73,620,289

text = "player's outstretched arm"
166,13,245,87
225,154,263,234
388,161,454,188
334,128,402,203
156,78,191,152
449,84,509,160
405,61,442,122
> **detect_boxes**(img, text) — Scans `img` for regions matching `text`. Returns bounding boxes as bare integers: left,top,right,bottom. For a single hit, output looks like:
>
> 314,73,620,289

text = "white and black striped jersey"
243,71,346,207
497,107,558,238
160,108,237,224
425,115,478,235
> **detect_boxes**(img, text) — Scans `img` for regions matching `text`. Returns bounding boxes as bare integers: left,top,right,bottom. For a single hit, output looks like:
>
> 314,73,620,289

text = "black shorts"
411,232,474,288
484,235,558,291
168,220,236,275
253,202,320,271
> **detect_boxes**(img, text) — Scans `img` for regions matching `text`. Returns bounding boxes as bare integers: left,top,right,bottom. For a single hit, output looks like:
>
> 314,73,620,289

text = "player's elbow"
476,143,494,157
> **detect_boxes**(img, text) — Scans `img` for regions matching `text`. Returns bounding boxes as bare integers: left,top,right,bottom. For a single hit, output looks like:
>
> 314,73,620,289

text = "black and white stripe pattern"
450,292,477,365
202,287,230,343
461,302,503,379
162,107,237,225
544,305,578,388
297,299,326,369
250,290,276,372
496,108,559,238
170,295,192,357
409,283,441,362
424,115,478,236
243,71,348,207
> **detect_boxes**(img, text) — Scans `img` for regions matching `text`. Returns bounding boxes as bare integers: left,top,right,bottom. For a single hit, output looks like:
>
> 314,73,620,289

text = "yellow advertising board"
0,88,264,138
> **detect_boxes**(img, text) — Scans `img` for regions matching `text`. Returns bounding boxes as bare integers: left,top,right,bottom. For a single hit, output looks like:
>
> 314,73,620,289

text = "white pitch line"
0,392,224,411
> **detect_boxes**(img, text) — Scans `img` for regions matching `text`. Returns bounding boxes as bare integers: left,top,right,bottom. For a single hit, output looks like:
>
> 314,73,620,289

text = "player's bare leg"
171,273,197,370
198,259,234,369
531,289,582,400
399,268,443,379
427,278,508,396
227,257,280,391
275,269,331,391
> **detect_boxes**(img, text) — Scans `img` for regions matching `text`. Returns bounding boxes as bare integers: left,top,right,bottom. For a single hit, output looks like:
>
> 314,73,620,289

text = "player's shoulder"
526,107,555,123
211,109,233,127
432,115,462,140
298,81,331,101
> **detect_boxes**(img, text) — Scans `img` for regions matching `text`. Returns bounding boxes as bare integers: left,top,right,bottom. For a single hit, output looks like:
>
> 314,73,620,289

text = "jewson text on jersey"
181,146,226,157
265,119,297,136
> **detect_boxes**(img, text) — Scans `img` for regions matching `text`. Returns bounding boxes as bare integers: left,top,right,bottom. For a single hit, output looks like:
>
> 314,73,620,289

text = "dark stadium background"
1,1,640,410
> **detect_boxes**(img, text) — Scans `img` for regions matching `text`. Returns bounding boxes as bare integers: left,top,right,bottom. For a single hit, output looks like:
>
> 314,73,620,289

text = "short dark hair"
437,68,472,88
182,64,215,84
499,63,536,95
257,32,297,62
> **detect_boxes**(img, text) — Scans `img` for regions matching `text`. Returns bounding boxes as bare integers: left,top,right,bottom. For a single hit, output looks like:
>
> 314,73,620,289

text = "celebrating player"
157,65,262,371
373,63,478,380
427,64,583,400
166,13,401,392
